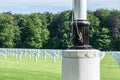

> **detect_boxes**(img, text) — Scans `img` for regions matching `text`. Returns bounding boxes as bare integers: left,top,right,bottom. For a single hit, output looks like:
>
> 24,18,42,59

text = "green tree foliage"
88,13,111,50
94,9,111,28
13,14,26,47
47,11,72,49
112,34,120,51
15,13,49,48
0,12,20,47
57,11,72,49
107,12,120,39
93,28,111,50
107,12,120,50
93,9,120,50
0,9,120,50
24,13,49,48
43,12,59,49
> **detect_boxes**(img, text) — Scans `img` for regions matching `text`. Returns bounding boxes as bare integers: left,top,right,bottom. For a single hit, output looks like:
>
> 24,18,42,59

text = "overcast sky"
0,0,120,14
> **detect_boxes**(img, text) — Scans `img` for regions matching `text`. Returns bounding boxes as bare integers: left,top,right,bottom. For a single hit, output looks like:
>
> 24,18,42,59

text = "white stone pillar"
62,49,100,80
73,0,87,20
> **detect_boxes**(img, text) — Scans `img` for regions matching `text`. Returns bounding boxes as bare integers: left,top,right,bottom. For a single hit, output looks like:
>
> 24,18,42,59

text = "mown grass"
0,54,120,80
0,54,61,80
101,54,120,80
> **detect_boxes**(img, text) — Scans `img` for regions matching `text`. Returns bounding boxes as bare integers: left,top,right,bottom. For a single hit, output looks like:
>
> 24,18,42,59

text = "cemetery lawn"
0,54,120,80
101,54,120,80
0,55,61,80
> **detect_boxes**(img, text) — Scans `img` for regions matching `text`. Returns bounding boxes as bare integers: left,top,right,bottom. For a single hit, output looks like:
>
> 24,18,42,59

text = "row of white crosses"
100,51,120,66
107,51,120,66
0,48,120,65
0,48,62,63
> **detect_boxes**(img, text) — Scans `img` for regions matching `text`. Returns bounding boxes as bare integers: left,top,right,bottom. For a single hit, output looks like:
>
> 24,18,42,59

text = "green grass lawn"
101,54,120,80
0,54,61,80
0,54,120,80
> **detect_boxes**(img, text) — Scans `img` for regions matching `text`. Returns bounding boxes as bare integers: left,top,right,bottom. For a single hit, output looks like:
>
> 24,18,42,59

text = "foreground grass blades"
0,54,120,80
101,54,120,80
0,55,61,80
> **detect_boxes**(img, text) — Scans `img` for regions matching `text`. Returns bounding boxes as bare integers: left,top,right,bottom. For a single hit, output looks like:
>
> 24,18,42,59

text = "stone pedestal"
62,49,100,80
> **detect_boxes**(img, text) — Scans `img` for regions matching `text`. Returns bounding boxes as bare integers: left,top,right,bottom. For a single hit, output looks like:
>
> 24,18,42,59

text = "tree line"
0,9,120,51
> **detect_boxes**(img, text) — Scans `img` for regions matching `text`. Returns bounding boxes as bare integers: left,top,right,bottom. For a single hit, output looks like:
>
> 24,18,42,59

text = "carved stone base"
62,49,100,80
70,44,92,49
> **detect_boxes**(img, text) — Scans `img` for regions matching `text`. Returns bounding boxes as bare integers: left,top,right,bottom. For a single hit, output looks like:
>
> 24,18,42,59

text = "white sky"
0,0,120,14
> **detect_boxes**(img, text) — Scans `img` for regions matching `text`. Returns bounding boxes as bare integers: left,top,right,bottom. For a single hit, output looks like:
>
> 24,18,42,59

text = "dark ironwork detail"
70,20,92,49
